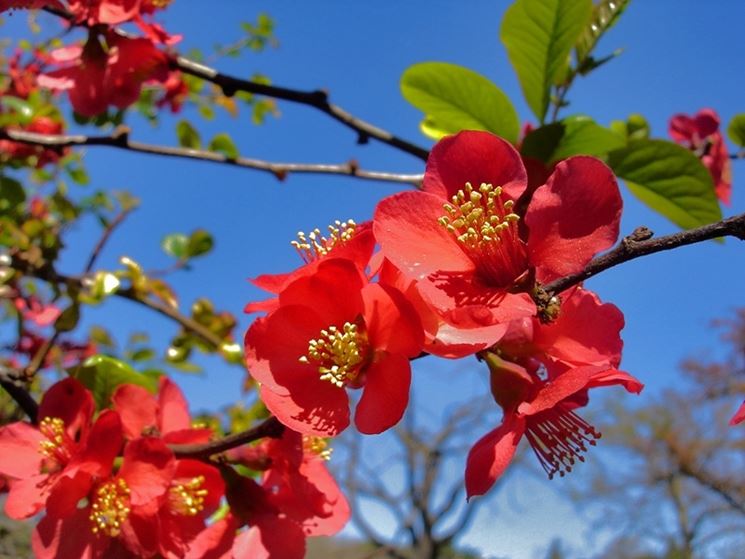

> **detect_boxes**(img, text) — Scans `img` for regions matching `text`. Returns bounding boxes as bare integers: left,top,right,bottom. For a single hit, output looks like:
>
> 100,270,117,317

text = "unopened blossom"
669,108,732,204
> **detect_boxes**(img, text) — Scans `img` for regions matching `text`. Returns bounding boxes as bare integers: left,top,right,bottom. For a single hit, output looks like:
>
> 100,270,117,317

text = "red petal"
38,377,95,440
184,515,237,559
112,384,157,440
76,410,123,478
119,438,174,508
526,156,622,283
260,382,349,437
534,288,624,368
587,368,644,394
174,459,225,514
45,471,93,518
234,516,306,559
423,131,528,201
293,460,350,536
96,0,140,24
519,365,601,415
5,474,50,519
157,376,192,434
374,191,474,281
32,508,102,559
354,353,411,434
0,422,44,478
730,401,745,426
465,415,525,499
362,283,423,357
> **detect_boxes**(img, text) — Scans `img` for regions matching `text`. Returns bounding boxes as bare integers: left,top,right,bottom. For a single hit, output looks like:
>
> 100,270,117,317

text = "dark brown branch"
0,365,38,423
544,215,745,296
0,128,424,187
169,416,284,459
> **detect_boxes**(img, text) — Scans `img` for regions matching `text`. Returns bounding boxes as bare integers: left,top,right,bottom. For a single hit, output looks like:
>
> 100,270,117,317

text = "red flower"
669,109,732,205
0,378,122,519
67,0,141,25
112,376,212,444
39,34,168,117
731,401,745,426
245,258,423,436
464,289,643,498
32,436,224,558
374,131,622,352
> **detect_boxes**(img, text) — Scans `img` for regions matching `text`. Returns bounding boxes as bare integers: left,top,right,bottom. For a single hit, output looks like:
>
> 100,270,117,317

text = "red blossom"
245,258,423,436
374,131,622,353
669,108,732,205
0,378,122,519
464,289,643,498
39,34,169,117
730,400,745,426
67,0,141,25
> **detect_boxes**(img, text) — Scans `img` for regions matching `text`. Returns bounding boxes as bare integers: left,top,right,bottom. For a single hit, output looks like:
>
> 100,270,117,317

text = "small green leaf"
187,229,214,258
162,233,189,259
54,304,80,333
608,139,722,230
0,96,34,124
176,120,201,149
401,62,520,144
208,133,239,159
500,0,593,123
727,114,745,147
70,355,157,409
65,164,90,186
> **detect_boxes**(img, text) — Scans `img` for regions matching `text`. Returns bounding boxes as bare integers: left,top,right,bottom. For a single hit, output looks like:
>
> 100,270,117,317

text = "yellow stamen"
303,435,333,461
290,219,357,263
299,321,368,387
89,479,130,537
169,475,208,516
38,417,72,470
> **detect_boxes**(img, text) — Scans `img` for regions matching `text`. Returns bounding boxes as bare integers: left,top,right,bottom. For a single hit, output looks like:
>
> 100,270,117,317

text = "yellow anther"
169,475,208,516
299,321,368,388
38,417,71,468
438,182,520,249
303,436,333,461
291,219,357,263
89,479,131,537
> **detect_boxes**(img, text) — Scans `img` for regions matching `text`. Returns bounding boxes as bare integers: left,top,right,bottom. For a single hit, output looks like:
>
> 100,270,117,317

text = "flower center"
438,182,527,287
303,435,333,461
299,321,368,388
169,475,208,516
38,417,73,471
291,219,357,263
89,479,131,537
524,407,601,480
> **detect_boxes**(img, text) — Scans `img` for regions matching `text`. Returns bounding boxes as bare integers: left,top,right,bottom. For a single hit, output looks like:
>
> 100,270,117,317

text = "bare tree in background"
562,309,745,559
330,395,502,559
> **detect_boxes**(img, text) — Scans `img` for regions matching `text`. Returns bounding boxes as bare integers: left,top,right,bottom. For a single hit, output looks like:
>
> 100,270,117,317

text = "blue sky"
4,1,745,557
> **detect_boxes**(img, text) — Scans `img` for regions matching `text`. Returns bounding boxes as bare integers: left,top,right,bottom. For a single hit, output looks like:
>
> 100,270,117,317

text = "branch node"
111,125,130,145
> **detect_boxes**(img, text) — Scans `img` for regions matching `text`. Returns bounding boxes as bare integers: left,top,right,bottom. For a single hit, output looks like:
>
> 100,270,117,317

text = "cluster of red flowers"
244,130,645,500
0,377,348,558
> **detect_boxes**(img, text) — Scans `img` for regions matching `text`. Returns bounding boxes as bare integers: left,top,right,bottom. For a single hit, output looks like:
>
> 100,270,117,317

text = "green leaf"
0,177,26,216
575,0,631,65
70,355,157,409
187,229,214,258
208,133,239,159
176,120,201,149
500,0,592,123
65,164,90,186
0,96,34,124
400,62,520,144
607,139,722,229
727,114,745,147
521,115,625,163
162,233,189,259
54,304,80,333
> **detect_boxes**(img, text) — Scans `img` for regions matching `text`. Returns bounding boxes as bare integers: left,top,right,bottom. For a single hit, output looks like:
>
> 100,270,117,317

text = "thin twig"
169,416,284,459
0,128,424,187
543,215,745,296
85,207,133,273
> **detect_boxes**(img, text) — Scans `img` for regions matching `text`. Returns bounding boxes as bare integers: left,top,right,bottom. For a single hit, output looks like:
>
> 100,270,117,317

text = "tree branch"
169,416,284,459
544,215,745,296
0,127,424,187
0,364,38,423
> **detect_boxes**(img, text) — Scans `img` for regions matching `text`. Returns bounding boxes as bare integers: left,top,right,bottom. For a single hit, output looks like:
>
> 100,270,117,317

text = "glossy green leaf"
500,0,592,123
401,62,520,144
70,355,157,409
521,116,625,163
187,229,214,257
208,133,239,159
575,0,631,65
162,233,189,259
727,114,745,147
176,120,201,149
608,139,721,229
